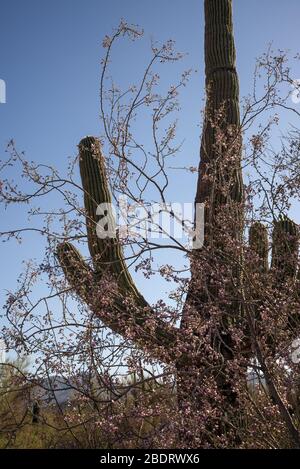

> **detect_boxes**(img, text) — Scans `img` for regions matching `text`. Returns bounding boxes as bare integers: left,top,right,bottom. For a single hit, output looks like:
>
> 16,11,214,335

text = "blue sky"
1,0,300,312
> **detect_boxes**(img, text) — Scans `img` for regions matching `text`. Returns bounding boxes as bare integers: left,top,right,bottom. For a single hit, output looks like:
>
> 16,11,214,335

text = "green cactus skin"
57,137,178,358
177,1,245,443
57,242,92,300
55,1,299,360
196,0,243,231
271,216,299,280
79,136,143,297
56,0,300,444
190,0,244,343
249,222,269,274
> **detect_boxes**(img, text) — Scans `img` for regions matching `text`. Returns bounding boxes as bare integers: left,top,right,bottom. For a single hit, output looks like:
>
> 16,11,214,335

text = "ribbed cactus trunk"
196,0,243,219
183,0,244,330
177,0,244,444
56,0,300,448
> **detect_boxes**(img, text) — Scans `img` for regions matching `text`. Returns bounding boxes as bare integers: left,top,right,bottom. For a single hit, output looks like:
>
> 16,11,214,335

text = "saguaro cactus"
57,137,179,359
57,0,299,445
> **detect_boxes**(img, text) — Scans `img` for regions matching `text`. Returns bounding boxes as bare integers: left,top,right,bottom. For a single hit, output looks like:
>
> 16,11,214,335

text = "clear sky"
1,0,300,313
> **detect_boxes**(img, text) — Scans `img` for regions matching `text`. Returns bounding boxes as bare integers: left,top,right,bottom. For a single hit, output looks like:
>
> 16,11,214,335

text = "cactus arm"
57,241,178,358
249,222,269,274
271,217,300,331
271,216,299,281
247,218,299,333
57,137,179,360
57,242,93,301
